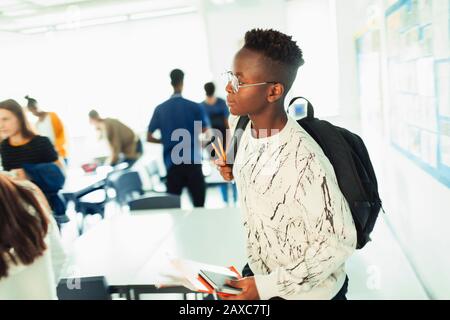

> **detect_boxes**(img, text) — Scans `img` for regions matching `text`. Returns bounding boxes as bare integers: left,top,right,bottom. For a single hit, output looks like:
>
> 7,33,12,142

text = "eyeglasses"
223,71,278,94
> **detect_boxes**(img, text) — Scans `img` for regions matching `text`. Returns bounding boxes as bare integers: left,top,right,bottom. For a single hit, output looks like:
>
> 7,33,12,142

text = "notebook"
198,269,243,295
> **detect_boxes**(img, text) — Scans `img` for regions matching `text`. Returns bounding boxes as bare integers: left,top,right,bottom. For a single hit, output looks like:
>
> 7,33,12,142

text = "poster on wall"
356,27,383,137
386,0,450,187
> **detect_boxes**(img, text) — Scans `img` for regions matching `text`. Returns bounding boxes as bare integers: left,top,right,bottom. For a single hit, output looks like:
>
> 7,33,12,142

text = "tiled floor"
60,186,429,300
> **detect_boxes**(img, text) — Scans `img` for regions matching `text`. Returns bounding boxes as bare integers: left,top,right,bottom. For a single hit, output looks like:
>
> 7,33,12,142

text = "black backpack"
227,97,383,249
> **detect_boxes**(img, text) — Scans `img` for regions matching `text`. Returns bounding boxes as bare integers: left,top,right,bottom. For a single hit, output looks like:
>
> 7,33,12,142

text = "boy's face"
226,48,273,116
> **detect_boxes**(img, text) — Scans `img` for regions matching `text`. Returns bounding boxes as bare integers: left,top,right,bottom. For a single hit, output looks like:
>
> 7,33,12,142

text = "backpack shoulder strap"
226,116,250,164
289,96,315,119
227,97,314,163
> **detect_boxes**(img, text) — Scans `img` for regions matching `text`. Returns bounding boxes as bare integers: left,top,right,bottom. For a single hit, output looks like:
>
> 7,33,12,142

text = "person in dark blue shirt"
147,69,210,207
200,82,237,205
200,82,229,138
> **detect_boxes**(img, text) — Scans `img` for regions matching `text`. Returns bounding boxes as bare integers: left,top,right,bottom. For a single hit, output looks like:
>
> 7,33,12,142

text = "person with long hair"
0,99,60,177
0,173,66,299
0,99,68,223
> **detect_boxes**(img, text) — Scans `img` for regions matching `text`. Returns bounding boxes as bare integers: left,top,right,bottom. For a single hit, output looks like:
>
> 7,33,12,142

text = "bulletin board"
386,0,450,187
356,27,384,141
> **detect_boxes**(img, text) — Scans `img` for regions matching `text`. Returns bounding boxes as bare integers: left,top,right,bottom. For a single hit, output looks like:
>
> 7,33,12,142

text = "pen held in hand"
211,142,223,161
211,140,226,162
217,137,227,162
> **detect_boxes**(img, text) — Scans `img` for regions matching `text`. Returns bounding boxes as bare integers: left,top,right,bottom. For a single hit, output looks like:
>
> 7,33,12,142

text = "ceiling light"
0,0,25,8
2,9,37,17
129,6,197,21
21,26,51,34
55,15,128,30
28,0,87,7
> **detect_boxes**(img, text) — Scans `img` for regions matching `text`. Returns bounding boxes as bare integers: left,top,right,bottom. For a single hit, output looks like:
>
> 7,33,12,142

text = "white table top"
61,167,111,194
64,208,247,287
131,208,247,287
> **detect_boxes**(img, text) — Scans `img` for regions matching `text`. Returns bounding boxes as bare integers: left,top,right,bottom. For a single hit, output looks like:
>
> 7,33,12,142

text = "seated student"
216,29,357,300
0,173,67,300
0,99,67,222
25,95,68,163
88,110,142,167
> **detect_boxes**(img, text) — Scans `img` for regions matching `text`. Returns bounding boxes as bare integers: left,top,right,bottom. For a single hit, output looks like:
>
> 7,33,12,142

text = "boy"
217,29,357,300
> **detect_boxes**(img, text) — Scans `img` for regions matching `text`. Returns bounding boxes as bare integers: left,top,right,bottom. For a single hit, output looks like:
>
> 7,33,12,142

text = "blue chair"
107,170,144,206
128,193,181,211
57,276,111,300
107,169,181,211
144,159,167,192
70,164,130,234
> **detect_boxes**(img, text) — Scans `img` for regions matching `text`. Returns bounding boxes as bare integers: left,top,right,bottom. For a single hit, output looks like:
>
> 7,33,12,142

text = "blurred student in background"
0,99,61,178
147,69,210,207
201,82,237,205
25,96,68,163
0,99,67,223
0,173,67,300
88,110,142,167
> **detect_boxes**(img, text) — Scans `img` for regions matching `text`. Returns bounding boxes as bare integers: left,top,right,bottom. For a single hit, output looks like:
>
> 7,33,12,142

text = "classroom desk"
63,208,247,299
129,208,247,298
61,167,111,201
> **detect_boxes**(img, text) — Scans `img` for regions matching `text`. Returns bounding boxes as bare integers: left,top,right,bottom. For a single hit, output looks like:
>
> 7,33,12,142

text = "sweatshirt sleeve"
31,181,68,282
254,146,357,300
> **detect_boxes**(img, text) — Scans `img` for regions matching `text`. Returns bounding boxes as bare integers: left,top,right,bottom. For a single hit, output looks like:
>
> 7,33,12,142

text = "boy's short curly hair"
244,28,304,69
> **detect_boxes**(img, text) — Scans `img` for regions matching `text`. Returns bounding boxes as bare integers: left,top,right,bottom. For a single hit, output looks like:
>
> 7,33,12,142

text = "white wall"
343,0,450,299
326,0,375,133
378,0,450,299
201,0,343,118
286,0,340,117
200,0,287,99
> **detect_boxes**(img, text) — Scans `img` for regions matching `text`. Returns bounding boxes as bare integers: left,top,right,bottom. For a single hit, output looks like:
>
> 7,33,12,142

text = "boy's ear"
267,83,285,103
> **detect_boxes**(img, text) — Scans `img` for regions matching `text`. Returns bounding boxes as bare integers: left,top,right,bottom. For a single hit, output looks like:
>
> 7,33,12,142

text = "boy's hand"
221,277,260,300
215,159,234,181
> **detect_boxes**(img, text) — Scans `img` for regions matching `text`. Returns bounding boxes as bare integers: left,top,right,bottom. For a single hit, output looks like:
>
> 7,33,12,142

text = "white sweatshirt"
231,115,357,300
